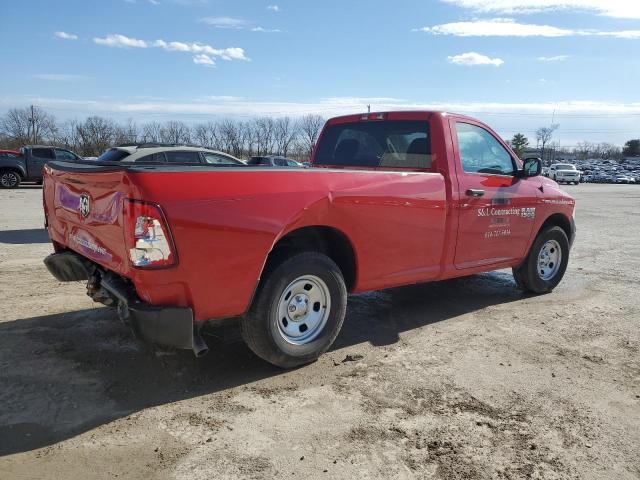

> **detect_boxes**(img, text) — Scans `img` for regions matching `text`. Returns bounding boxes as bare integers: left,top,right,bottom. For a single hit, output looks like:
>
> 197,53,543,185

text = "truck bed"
44,160,448,321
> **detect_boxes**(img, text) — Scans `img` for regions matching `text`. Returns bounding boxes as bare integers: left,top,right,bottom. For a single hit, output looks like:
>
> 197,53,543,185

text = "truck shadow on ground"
0,228,50,245
0,270,523,456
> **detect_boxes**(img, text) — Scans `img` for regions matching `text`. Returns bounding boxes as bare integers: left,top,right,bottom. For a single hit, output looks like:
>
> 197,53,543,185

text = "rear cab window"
31,148,55,159
97,148,131,162
314,120,432,170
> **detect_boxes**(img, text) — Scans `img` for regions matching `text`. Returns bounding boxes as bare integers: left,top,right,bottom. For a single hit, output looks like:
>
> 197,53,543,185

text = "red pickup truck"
43,111,575,368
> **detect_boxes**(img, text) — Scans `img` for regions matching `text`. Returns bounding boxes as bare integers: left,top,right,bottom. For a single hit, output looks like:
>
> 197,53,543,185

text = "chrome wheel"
1,172,19,188
537,239,562,281
276,274,331,345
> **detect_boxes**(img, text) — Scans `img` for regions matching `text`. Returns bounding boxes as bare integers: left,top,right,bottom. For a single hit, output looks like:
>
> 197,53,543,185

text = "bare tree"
298,114,325,161
140,122,163,143
54,119,82,151
536,124,559,164
76,116,118,156
192,121,220,149
115,119,139,145
160,120,191,144
218,119,244,157
0,106,57,147
251,117,276,156
273,117,299,157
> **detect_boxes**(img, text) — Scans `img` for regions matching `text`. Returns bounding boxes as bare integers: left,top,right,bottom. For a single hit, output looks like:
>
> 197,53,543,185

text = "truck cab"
0,146,81,188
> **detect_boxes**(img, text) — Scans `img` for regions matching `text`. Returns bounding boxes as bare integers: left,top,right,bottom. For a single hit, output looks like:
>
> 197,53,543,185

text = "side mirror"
519,157,542,178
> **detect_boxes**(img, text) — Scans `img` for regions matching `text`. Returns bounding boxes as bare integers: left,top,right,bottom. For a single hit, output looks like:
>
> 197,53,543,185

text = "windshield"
97,148,131,162
315,120,431,169
555,164,576,170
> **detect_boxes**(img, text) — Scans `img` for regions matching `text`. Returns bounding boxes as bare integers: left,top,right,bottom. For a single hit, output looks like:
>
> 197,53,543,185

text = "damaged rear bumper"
44,251,209,357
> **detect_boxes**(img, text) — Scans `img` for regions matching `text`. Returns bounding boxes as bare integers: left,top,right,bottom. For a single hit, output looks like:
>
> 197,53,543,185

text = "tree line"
0,106,326,162
509,127,639,162
2,106,638,162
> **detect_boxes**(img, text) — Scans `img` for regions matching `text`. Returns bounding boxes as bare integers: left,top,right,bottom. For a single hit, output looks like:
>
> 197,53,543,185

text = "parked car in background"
549,163,581,184
246,155,304,167
0,145,81,188
96,144,245,166
614,174,632,184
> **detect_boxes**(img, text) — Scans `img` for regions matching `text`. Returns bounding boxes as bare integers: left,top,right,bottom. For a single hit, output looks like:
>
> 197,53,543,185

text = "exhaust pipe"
192,329,210,358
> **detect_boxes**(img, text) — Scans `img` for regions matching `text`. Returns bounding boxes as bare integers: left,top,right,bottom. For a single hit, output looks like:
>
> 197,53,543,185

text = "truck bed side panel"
127,169,446,320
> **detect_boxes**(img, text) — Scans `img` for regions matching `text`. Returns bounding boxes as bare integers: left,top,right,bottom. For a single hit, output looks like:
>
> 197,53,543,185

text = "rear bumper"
43,251,208,357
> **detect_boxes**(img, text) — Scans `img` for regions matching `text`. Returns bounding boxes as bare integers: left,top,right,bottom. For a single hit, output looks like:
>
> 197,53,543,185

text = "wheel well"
0,167,23,178
540,213,573,243
268,226,357,291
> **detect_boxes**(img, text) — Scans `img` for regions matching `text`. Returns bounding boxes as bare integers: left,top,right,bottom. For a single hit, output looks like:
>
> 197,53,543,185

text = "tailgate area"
44,162,133,276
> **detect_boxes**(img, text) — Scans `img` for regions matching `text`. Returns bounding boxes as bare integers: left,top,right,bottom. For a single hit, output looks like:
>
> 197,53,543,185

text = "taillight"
124,199,177,268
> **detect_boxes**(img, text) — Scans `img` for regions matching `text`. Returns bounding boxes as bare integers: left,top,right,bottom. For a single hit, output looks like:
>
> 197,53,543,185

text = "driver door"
452,121,539,269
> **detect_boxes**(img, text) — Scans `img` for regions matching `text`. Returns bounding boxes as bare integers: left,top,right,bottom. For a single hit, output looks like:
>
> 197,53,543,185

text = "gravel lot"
0,183,638,480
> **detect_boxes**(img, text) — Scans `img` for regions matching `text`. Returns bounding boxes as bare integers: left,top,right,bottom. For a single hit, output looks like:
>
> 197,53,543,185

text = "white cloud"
94,34,148,48
416,18,640,38
596,30,640,39
193,54,215,67
11,96,640,120
538,55,570,61
199,16,280,33
54,31,78,40
93,34,248,61
418,18,574,37
440,0,640,19
267,5,280,11
199,16,247,29
33,74,87,82
204,96,244,101
447,51,504,66
251,27,281,33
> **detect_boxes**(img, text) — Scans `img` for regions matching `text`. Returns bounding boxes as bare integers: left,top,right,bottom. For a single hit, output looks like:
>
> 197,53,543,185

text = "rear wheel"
513,226,569,294
0,170,21,189
241,252,347,368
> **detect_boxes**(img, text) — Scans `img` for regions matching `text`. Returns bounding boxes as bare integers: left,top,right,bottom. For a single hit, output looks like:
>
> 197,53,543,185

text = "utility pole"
30,105,36,144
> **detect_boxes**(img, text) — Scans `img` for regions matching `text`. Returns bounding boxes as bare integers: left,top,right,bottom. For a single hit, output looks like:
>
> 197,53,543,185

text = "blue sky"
1,0,639,146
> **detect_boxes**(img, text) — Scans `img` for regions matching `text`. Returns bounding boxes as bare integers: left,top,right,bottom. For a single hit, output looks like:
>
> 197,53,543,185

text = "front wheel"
0,170,21,189
241,252,347,368
513,226,570,294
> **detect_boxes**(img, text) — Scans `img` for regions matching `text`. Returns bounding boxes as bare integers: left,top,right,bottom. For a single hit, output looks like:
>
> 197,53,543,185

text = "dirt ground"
0,183,638,480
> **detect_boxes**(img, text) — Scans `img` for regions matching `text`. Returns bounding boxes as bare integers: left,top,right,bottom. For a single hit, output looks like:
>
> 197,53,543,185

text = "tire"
512,225,570,294
0,170,21,189
241,252,347,368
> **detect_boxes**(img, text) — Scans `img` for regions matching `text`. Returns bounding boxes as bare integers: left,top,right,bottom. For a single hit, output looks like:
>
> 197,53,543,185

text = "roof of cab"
111,145,237,162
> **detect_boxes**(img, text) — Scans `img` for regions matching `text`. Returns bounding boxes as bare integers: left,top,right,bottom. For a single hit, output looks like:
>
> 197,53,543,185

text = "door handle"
465,189,485,197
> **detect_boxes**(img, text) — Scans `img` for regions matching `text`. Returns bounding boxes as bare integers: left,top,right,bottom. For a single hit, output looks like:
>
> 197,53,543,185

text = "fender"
0,159,27,178
244,193,359,314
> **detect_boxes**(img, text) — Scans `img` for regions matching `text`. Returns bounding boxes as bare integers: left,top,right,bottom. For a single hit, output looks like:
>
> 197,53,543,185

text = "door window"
31,148,54,159
455,123,514,175
54,149,77,161
203,152,239,165
164,151,201,164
